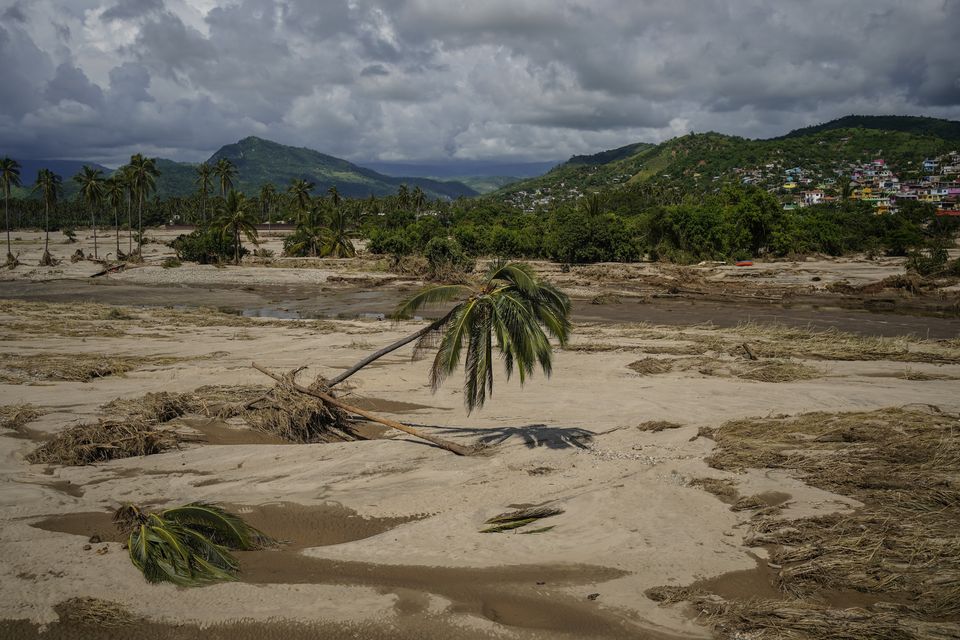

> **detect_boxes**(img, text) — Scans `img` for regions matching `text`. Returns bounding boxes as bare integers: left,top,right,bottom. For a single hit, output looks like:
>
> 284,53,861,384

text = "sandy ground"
1,229,959,638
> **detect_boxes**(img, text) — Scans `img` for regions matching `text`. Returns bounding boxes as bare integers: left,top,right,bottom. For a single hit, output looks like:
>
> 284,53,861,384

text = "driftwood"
251,362,478,456
742,342,758,360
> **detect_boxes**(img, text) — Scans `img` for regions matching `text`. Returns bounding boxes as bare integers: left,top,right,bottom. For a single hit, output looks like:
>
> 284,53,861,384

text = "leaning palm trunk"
326,314,450,388
253,363,475,456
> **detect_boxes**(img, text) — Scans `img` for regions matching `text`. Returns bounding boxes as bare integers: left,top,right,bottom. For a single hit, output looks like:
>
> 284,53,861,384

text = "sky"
1,0,959,168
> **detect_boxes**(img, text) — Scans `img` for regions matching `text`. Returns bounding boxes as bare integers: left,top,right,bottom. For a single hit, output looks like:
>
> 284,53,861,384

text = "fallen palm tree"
253,260,572,456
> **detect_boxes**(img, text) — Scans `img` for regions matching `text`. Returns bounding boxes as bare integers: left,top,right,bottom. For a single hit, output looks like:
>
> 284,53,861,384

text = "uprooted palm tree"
254,261,570,456
114,502,273,586
330,260,571,412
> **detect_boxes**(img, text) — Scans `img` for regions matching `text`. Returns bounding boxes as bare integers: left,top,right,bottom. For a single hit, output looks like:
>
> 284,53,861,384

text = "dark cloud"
1,0,958,166
101,0,163,22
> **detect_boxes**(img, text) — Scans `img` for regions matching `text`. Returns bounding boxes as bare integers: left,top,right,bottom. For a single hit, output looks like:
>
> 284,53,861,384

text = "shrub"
170,227,241,264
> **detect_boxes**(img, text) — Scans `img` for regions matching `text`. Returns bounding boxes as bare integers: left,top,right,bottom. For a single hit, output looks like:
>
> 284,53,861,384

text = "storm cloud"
1,0,958,166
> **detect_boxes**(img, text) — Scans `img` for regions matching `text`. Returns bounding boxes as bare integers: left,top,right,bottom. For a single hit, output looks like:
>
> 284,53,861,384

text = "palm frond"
118,503,273,587
395,284,472,319
485,260,539,296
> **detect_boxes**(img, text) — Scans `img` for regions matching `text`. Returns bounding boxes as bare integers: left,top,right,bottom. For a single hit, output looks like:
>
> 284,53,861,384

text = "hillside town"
751,150,960,214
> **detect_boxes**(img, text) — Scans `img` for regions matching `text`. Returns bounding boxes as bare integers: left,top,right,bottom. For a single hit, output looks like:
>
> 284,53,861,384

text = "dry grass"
657,407,960,638
0,404,45,432
627,356,820,383
26,419,184,465
637,420,684,433
101,381,360,444
0,352,180,384
689,477,739,502
53,597,140,628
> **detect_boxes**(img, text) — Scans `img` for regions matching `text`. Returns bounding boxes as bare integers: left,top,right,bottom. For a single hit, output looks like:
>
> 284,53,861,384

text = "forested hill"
206,137,477,200
493,115,960,210
777,115,960,141
15,137,478,201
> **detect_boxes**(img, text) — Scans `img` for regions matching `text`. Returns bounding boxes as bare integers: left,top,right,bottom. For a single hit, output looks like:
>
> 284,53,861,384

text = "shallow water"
1,279,957,338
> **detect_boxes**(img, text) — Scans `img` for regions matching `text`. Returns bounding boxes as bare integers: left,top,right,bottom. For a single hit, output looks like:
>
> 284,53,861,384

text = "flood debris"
480,505,564,533
26,420,185,465
0,403,45,433
651,407,960,639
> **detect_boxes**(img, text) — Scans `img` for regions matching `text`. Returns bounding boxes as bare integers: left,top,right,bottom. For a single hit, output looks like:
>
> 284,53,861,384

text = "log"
251,362,478,456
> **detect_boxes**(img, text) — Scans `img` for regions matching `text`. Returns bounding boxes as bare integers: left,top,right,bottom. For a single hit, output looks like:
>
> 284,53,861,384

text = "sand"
1,229,959,638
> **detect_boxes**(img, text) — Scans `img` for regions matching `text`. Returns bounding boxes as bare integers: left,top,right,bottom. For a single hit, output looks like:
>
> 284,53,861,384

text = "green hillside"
778,115,960,142
207,136,477,200
494,116,959,209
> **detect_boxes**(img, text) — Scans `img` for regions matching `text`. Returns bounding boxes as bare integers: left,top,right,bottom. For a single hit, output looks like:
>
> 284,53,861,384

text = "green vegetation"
114,503,274,586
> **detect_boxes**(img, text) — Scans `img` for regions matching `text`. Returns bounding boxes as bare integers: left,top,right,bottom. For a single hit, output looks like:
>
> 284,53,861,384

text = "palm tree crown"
328,261,571,413
213,158,237,197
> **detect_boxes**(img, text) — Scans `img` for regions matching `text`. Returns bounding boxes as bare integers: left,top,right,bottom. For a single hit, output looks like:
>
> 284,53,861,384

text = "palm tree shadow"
409,423,595,450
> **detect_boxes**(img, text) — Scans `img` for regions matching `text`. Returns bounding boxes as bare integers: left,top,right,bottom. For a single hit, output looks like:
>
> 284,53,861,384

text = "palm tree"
412,185,426,212
285,209,326,257
259,182,276,225
215,190,259,264
128,154,160,254
327,185,341,209
327,260,571,412
287,178,314,224
214,158,236,198
104,177,125,256
73,166,105,259
322,208,356,258
31,169,62,262
396,184,410,210
118,165,134,256
114,502,273,586
1,157,22,262
195,163,213,223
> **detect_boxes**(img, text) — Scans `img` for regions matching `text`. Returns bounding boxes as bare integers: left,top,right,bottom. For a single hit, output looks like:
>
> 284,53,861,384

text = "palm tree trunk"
92,207,98,259
252,363,475,456
44,200,49,253
115,206,120,255
127,193,132,255
4,193,10,258
137,190,143,253
326,311,452,388
235,227,240,264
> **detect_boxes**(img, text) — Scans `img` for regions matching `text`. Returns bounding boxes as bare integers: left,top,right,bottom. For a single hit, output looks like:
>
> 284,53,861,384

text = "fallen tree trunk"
252,362,477,456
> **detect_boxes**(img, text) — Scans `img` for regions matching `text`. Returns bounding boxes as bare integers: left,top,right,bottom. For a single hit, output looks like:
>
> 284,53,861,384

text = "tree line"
3,153,957,272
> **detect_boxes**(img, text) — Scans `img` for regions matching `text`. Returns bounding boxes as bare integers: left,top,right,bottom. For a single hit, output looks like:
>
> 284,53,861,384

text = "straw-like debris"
0,352,180,384
53,597,140,628
653,407,960,638
26,419,183,465
637,420,684,433
690,477,738,502
0,404,45,432
627,356,820,382
480,505,564,533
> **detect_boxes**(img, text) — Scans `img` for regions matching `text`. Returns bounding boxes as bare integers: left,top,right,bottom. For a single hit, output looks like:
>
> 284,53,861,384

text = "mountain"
207,137,477,200
493,115,959,208
778,115,960,142
363,160,557,179
11,137,480,201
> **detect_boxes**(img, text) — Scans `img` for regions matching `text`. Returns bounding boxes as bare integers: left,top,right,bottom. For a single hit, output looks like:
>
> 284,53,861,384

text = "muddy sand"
1,229,959,638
